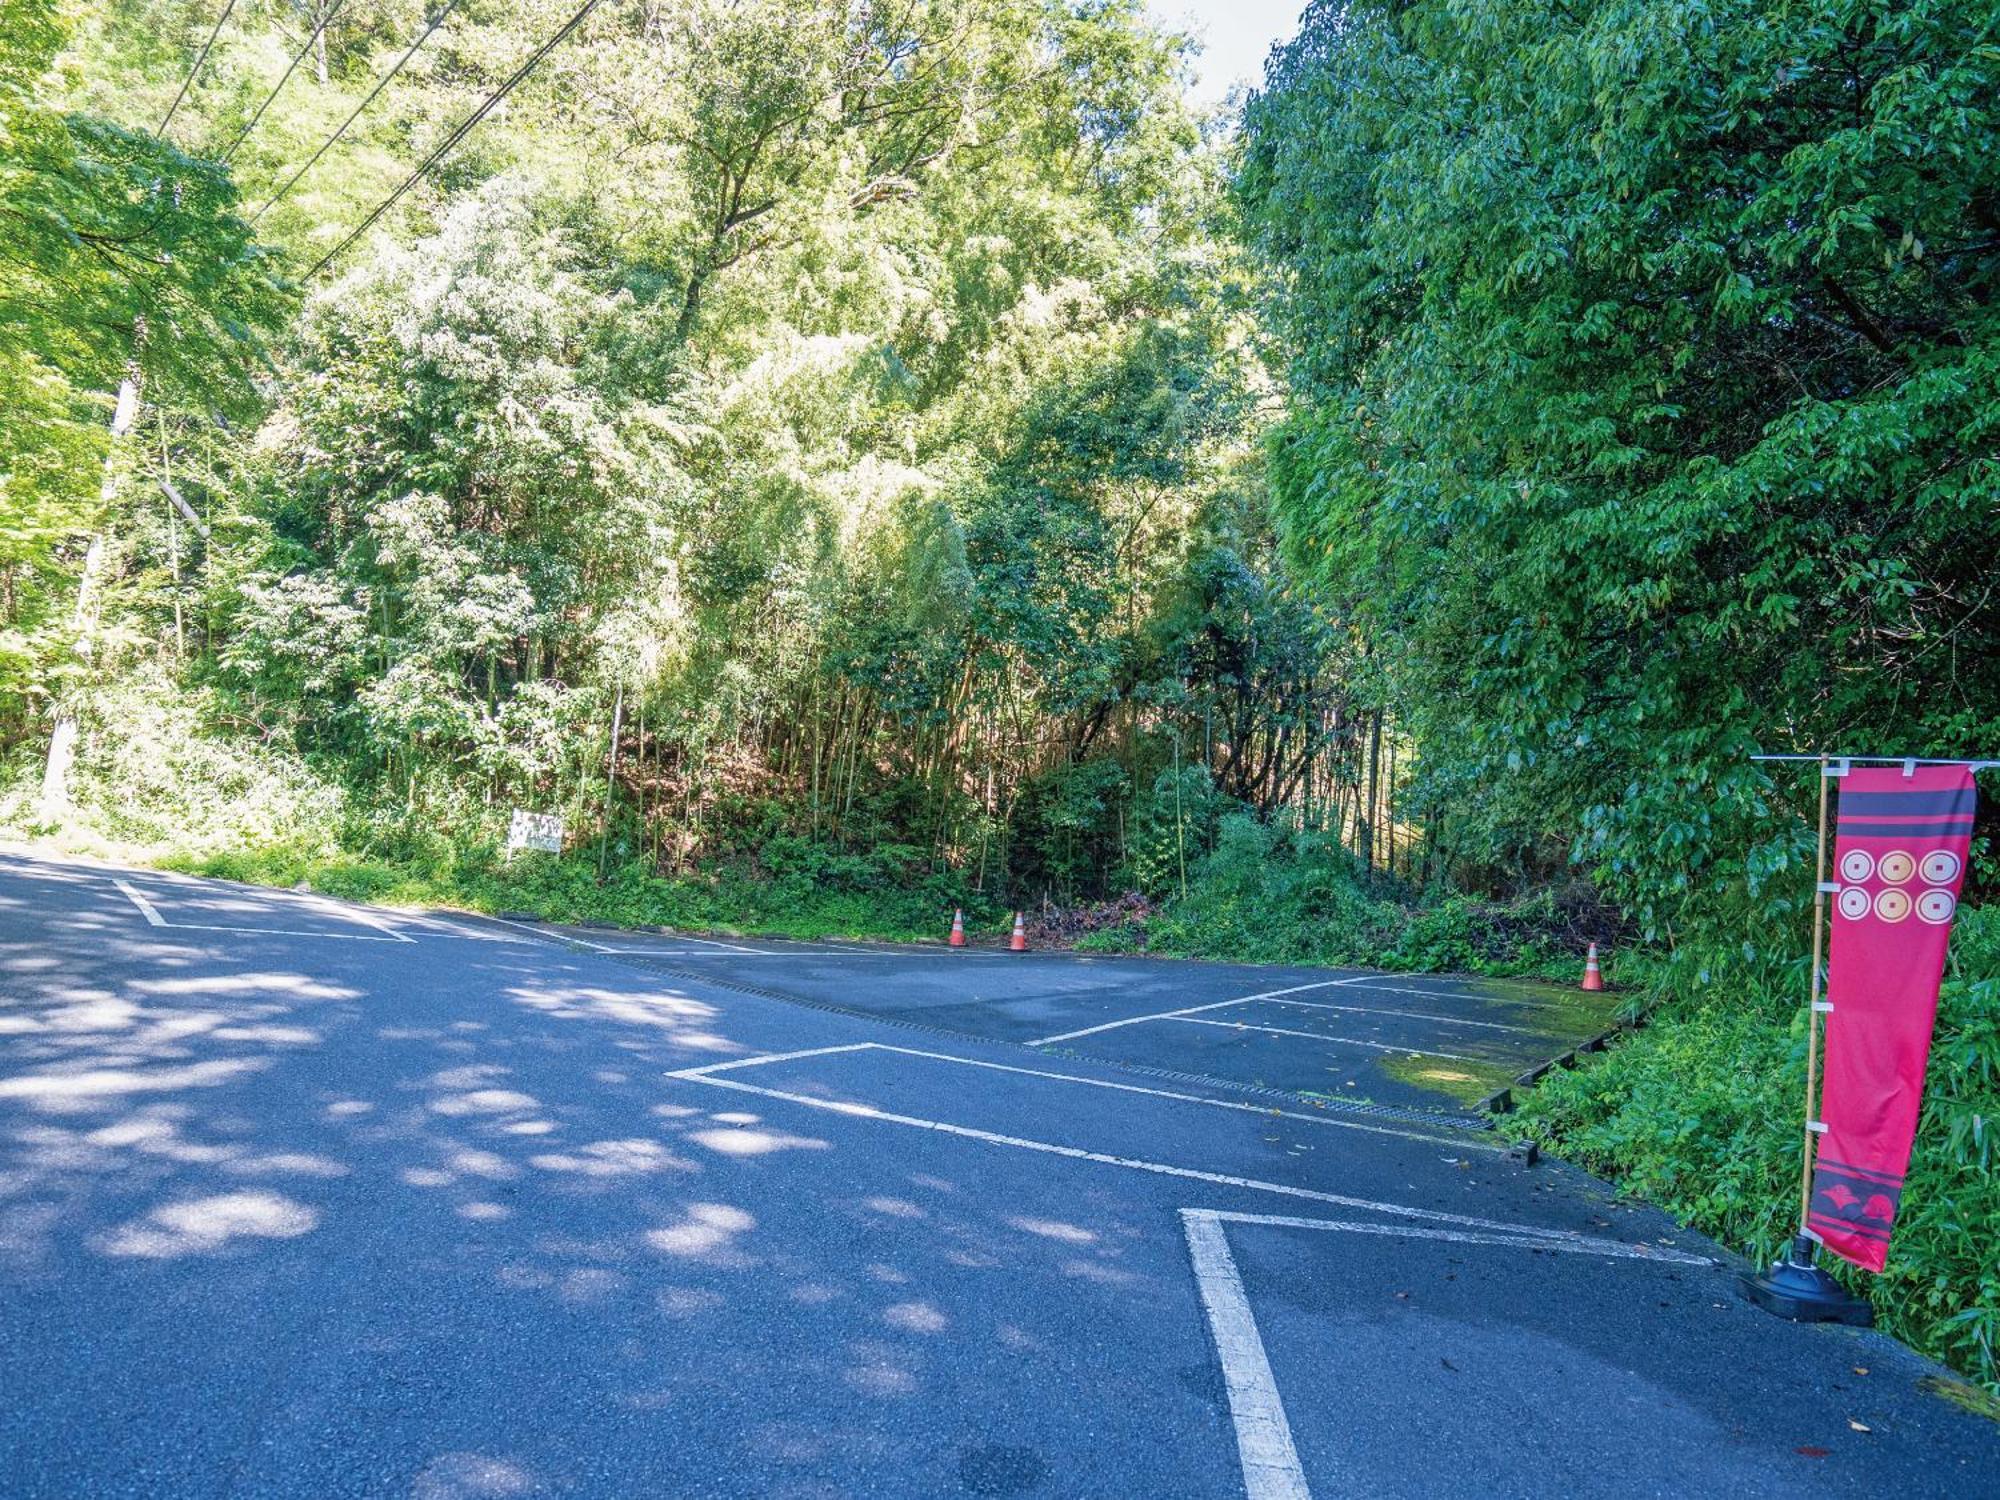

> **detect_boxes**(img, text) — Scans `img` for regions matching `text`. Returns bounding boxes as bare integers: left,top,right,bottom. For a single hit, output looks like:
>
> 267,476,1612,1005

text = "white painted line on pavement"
114,879,166,926
672,1044,875,1077
1029,976,1377,1046
667,933,765,954
1182,1206,1701,1500
1182,1210,1310,1500
1199,1208,1703,1263
1168,1015,1480,1062
1257,996,1539,1035
274,886,415,942
666,1053,1711,1263
861,1044,1506,1153
136,921,407,943
476,913,616,952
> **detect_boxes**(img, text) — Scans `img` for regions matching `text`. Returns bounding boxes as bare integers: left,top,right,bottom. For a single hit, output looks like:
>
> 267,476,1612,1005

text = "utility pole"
39,374,141,824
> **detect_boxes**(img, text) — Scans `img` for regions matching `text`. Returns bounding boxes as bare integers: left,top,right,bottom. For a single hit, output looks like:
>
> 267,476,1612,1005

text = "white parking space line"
1258,996,1539,1035
1182,1207,1699,1500
655,932,766,954
601,946,895,959
1029,977,1377,1046
665,1044,1711,1262
1182,1210,1310,1500
271,886,415,942
862,1043,1505,1152
139,920,409,943
113,879,166,926
475,913,616,952
1167,1015,1480,1062
676,1044,875,1076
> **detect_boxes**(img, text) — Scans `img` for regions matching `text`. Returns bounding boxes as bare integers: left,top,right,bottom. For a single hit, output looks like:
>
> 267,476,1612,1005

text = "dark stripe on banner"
1839,790,1977,817
1817,1157,1904,1188
1809,1214,1892,1243
1835,820,1976,838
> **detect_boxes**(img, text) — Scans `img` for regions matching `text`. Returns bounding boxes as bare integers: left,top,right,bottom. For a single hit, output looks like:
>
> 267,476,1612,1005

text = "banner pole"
1741,752,1872,1324
1796,754,1830,1231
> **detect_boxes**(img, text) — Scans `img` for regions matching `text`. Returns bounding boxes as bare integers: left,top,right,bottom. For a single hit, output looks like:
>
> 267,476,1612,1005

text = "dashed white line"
1029,977,1377,1046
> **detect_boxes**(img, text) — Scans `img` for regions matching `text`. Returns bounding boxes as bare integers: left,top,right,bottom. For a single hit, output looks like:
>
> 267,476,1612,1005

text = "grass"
1377,1052,1518,1106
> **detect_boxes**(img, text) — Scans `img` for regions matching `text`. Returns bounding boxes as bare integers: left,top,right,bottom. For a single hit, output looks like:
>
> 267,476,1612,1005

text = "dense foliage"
3,0,1414,905
1239,0,2000,947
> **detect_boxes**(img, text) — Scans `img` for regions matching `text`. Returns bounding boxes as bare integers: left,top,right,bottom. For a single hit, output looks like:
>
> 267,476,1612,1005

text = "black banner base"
1739,1235,1874,1325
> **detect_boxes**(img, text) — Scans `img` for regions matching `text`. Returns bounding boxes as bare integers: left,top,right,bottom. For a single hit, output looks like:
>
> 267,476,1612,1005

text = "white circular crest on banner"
1877,850,1916,885
1917,889,1957,925
1920,850,1961,887
1837,887,1872,921
1874,888,1912,923
1839,850,1876,884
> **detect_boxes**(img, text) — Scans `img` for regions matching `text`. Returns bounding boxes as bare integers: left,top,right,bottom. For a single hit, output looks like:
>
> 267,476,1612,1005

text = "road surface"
1,849,1994,1498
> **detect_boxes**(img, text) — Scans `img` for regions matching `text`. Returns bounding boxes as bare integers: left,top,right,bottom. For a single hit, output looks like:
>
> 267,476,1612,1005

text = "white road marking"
674,1044,875,1077
391,911,546,944
1257,996,1539,1035
1197,1208,1703,1263
1168,1015,1480,1062
273,886,415,942
113,879,166,926
1182,1210,1310,1500
664,932,765,954
665,1049,1711,1263
475,913,615,952
129,921,407,943
604,946,976,959
1029,977,1377,1046
1181,1206,1701,1500
857,1043,1506,1153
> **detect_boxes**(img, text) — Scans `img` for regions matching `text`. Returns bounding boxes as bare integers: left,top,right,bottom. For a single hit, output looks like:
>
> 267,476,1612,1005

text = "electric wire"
251,0,464,224
156,0,242,139
219,0,353,164
303,0,604,280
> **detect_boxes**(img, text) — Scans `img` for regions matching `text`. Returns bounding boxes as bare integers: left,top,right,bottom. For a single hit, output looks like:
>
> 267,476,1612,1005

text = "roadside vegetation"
2,0,1994,1392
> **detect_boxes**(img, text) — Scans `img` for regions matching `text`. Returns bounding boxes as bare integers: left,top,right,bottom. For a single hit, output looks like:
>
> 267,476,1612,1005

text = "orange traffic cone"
1009,912,1027,952
1581,942,1604,992
949,909,966,948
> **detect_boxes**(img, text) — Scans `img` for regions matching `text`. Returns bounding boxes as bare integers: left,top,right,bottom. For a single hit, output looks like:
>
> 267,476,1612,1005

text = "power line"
304,0,605,281
220,0,353,165
251,0,465,224
156,0,242,140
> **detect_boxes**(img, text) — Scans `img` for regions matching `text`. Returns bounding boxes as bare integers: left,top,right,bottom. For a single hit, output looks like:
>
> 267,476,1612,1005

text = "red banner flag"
1809,764,1977,1270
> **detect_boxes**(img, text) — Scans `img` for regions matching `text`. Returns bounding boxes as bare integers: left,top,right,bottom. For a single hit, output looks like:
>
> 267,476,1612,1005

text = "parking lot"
3,849,1996,1498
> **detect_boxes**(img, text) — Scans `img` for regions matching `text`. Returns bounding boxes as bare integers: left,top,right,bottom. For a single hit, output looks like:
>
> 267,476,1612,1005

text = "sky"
1148,0,1305,105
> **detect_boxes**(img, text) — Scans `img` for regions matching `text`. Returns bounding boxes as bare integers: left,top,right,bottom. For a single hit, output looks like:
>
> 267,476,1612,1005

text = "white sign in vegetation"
507,809,564,856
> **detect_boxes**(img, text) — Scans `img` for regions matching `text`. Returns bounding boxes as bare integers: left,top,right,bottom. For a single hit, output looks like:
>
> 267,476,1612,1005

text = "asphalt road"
2,849,1995,1499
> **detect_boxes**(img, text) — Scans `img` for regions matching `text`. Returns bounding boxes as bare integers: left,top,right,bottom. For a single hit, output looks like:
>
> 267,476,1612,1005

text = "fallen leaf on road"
1848,1420,1870,1433
1853,1367,1868,1375
1440,1358,1457,1372
1795,1447,1829,1459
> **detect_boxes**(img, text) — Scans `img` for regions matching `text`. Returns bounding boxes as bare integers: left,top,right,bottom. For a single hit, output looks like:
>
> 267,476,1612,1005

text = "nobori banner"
1808,764,1977,1271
